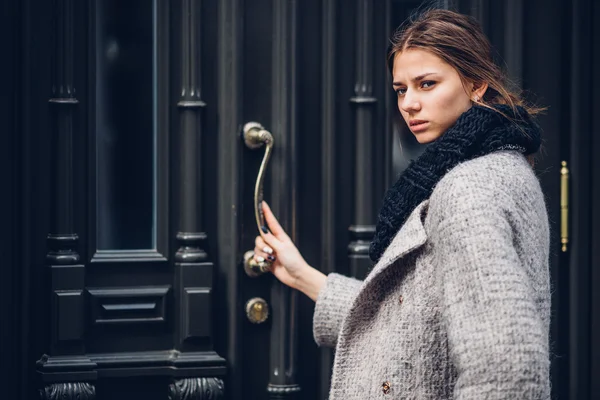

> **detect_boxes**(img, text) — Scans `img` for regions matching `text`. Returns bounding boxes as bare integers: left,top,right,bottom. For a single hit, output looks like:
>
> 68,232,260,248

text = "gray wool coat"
313,151,551,399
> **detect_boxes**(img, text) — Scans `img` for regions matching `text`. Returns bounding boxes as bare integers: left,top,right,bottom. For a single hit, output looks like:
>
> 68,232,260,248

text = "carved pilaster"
175,0,207,261
173,0,223,369
176,0,206,251
46,0,87,360
268,0,301,398
168,378,224,400
40,382,95,400
217,0,243,397
504,0,523,85
320,0,336,397
349,0,377,279
266,385,302,399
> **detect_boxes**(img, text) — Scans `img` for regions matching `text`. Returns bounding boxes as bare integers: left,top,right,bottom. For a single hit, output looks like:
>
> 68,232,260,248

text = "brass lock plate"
245,297,269,324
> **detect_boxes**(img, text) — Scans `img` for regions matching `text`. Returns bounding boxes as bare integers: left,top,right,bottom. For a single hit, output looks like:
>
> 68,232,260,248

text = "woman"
254,9,550,399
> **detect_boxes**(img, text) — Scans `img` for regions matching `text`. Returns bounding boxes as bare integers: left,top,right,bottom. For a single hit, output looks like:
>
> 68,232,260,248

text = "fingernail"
256,256,265,262
263,246,273,254
267,255,276,262
261,226,269,234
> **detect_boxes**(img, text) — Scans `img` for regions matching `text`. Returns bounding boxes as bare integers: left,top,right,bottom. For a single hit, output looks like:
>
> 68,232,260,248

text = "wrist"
294,263,326,302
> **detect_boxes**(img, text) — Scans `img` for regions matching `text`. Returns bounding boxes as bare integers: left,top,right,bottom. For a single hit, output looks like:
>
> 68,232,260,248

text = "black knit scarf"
369,104,542,262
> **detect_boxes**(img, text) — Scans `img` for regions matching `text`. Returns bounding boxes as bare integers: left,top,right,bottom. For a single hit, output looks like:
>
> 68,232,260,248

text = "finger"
253,249,276,263
256,232,281,253
254,237,275,258
253,254,268,264
261,201,289,240
255,236,274,255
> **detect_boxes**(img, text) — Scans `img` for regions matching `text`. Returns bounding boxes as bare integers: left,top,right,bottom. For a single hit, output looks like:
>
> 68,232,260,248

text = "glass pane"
96,0,156,250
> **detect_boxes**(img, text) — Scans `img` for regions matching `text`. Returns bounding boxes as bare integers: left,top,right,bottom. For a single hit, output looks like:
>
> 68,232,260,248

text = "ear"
471,82,489,102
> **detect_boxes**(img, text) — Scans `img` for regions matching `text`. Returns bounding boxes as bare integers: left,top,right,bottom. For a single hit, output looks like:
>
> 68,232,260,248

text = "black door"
2,1,600,400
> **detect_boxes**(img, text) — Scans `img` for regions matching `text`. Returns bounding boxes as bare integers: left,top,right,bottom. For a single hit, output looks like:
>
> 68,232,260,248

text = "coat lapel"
364,200,429,285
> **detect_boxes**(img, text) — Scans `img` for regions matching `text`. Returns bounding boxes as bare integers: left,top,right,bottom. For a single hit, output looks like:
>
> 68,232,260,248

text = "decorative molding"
320,0,336,398
40,382,95,400
90,249,167,263
321,0,336,276
174,262,213,347
268,0,300,398
348,0,377,280
383,0,394,189
48,0,79,267
436,0,458,10
173,0,218,358
49,0,78,243
217,0,243,398
36,351,226,379
49,263,86,352
87,286,170,325
504,0,523,85
36,354,97,380
53,289,84,341
181,287,211,340
470,0,488,33
266,384,302,394
568,0,594,399
47,234,80,265
89,350,225,372
175,0,207,262
175,233,208,263
168,377,224,400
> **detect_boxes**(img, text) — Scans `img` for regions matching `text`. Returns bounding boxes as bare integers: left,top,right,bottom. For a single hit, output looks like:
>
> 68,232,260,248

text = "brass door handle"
561,161,569,252
242,122,274,277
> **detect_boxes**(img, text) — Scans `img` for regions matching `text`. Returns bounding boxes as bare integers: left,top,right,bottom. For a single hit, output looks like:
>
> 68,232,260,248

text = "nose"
400,90,421,113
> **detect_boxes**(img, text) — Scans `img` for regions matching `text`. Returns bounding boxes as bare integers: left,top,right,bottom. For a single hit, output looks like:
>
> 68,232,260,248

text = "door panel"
5,1,597,400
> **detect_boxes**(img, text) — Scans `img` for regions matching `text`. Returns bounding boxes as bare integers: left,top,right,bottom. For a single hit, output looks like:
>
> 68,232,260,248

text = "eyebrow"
392,72,438,86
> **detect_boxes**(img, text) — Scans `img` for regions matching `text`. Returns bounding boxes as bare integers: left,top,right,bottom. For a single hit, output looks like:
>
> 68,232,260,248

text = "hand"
253,201,309,290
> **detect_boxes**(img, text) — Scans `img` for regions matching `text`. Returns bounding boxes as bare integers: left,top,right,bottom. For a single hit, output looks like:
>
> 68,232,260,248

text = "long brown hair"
387,9,544,118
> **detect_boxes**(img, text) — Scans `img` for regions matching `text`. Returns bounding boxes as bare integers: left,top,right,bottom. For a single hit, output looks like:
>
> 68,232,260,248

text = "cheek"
431,89,471,126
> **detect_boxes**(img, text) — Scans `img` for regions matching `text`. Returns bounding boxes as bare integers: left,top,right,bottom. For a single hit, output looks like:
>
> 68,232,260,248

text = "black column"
267,0,301,398
171,0,226,395
348,0,377,279
319,0,336,398
217,0,244,398
38,0,97,397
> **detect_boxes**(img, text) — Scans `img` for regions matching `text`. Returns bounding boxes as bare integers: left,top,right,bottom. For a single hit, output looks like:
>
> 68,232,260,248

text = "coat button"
399,295,404,304
382,381,391,394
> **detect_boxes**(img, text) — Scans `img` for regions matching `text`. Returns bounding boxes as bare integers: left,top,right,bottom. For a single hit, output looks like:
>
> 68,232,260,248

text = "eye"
421,80,436,89
395,87,407,96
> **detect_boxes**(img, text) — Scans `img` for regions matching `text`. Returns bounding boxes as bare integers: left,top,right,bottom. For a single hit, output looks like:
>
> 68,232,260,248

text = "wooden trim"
267,0,301,397
591,0,600,394
569,0,593,398
348,0,376,279
319,0,336,397
216,0,243,396
175,0,207,258
47,0,86,357
504,0,524,85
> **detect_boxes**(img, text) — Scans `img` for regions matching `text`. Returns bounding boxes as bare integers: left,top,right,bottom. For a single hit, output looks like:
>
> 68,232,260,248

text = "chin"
414,132,440,144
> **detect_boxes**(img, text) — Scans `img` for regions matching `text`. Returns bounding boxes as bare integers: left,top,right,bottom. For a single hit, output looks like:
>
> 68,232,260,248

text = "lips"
408,119,429,132
409,119,428,126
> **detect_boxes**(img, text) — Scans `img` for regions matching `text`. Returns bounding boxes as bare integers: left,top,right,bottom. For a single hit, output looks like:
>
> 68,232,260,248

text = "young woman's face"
392,49,477,144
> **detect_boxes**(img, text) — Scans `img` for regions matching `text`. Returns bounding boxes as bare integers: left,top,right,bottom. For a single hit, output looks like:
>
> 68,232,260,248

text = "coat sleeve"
430,174,551,400
313,273,362,348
